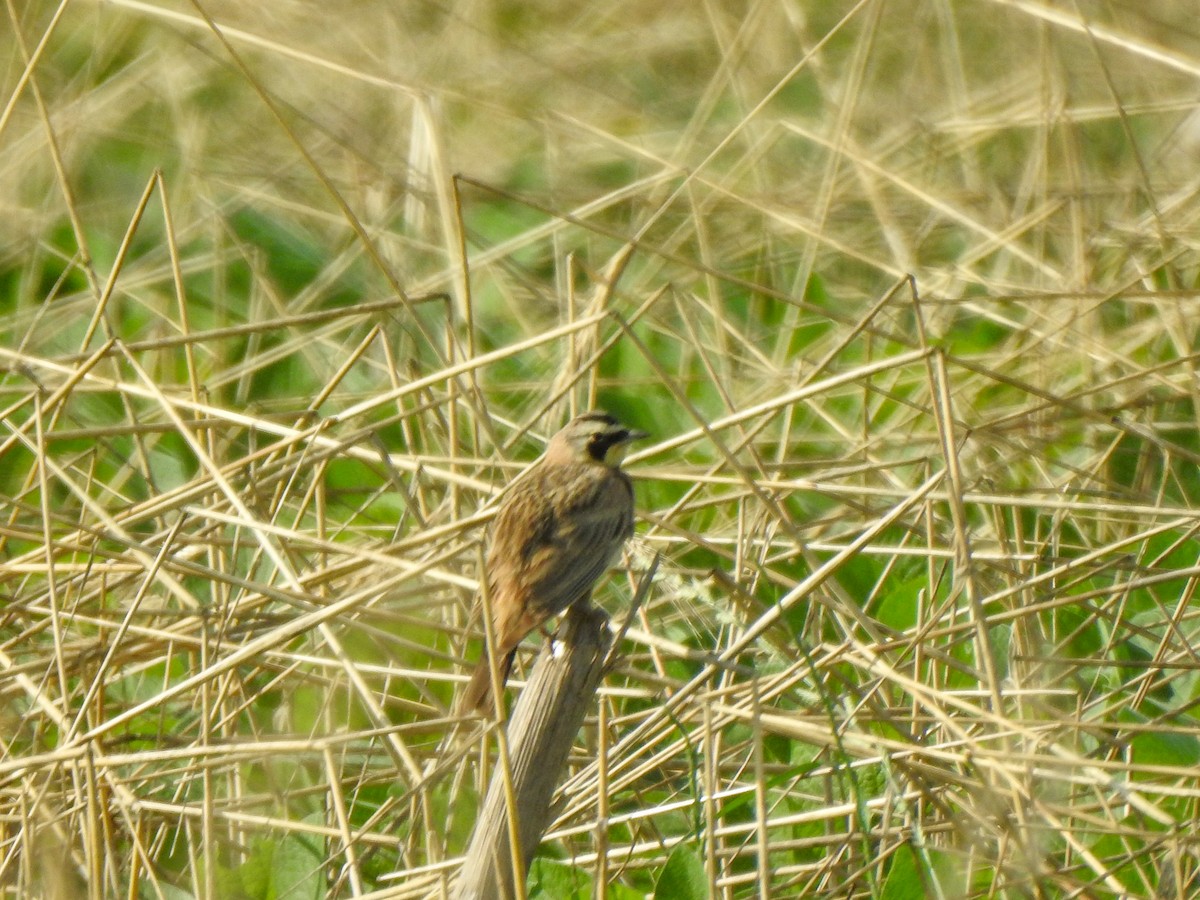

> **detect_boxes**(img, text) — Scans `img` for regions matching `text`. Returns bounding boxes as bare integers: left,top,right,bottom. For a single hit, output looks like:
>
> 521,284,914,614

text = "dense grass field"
3,1,1200,897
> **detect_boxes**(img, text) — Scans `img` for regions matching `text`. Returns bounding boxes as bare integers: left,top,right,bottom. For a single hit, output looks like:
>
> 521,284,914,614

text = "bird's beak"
622,429,649,443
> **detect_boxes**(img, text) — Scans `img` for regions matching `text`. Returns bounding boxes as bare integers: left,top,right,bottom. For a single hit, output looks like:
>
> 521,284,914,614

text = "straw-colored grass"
3,1,1200,897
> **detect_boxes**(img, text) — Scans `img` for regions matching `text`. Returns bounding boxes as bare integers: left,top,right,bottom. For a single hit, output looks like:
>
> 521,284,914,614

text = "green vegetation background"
3,1,1200,898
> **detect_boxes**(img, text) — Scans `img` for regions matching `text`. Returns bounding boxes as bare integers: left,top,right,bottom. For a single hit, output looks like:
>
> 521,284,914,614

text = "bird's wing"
521,480,633,618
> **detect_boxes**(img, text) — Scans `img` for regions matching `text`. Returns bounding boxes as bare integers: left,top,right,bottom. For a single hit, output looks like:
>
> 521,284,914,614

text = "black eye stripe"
587,430,628,456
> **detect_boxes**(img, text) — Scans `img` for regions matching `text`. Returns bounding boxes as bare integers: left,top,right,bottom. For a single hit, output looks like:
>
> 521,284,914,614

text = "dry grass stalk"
4,2,1200,898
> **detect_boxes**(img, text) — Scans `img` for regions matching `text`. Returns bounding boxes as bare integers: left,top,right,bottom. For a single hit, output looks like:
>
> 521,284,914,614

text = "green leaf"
1130,729,1200,768
528,858,590,898
270,815,325,900
874,575,924,631
654,843,708,900
881,845,923,900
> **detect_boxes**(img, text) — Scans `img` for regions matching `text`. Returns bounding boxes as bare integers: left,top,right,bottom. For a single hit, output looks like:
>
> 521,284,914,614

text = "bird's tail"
458,647,517,715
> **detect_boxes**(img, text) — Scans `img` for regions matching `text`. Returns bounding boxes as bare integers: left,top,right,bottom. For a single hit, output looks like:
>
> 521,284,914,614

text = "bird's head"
545,412,648,467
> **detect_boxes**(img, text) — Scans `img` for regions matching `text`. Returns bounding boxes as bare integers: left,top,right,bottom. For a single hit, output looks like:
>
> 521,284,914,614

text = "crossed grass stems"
2,250,1198,897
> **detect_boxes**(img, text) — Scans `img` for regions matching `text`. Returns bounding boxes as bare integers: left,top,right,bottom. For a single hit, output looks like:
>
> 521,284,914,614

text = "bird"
458,411,647,716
